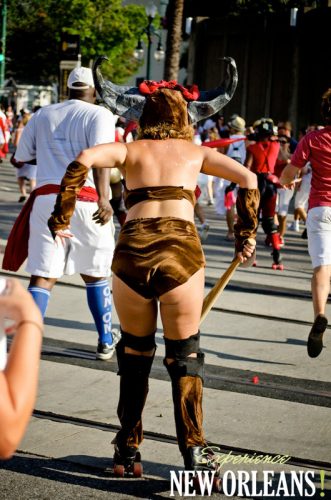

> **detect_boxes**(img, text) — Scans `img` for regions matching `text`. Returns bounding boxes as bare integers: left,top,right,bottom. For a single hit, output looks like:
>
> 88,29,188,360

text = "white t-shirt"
15,99,115,188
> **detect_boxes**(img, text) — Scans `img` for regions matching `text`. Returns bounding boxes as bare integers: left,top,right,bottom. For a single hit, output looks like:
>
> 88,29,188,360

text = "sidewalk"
0,159,330,499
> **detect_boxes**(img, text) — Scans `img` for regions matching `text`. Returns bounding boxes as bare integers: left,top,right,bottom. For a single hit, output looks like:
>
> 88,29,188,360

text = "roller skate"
184,446,222,494
271,249,284,270
113,442,143,478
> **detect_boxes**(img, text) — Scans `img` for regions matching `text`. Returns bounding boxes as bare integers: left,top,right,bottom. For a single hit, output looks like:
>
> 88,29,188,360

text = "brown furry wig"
138,88,194,141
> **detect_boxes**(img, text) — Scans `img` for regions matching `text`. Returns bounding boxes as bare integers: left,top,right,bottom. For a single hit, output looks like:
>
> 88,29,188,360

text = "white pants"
277,188,294,216
307,206,331,268
27,194,115,278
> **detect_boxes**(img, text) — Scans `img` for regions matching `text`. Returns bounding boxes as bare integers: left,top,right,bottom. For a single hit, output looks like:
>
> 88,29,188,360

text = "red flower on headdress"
139,79,200,101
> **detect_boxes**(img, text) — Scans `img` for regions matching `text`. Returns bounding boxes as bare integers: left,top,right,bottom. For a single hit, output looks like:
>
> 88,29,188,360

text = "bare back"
123,139,204,221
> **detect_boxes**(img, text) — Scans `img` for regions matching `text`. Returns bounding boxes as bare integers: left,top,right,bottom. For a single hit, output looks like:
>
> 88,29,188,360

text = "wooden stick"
200,238,256,324
200,257,240,324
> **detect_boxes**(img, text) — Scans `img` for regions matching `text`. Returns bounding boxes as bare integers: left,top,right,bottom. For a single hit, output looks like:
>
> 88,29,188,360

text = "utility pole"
0,0,7,87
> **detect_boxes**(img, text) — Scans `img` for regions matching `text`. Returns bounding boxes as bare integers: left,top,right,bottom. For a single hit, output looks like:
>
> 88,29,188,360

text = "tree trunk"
164,0,184,80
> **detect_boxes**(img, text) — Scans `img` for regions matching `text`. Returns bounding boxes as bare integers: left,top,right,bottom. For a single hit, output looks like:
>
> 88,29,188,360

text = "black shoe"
307,314,328,358
18,196,27,203
301,228,308,239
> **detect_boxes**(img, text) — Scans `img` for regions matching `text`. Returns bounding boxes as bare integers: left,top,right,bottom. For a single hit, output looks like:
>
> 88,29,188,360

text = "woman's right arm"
48,143,128,239
0,279,43,460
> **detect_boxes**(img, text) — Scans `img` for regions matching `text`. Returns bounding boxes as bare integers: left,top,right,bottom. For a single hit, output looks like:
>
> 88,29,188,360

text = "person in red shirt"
245,118,283,269
280,88,331,358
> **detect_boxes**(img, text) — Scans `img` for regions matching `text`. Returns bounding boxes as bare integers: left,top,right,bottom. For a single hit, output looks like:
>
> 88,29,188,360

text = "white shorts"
277,188,294,216
307,206,331,268
27,194,115,278
16,163,37,179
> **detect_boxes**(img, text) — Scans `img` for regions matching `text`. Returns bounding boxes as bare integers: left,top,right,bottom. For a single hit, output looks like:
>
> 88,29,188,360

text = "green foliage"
6,0,147,84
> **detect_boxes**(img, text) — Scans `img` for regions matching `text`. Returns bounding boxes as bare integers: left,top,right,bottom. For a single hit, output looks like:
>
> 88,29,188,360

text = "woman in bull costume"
48,57,259,480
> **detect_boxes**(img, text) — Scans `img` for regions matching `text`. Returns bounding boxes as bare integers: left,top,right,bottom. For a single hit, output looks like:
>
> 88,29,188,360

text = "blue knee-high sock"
28,286,51,318
86,280,113,344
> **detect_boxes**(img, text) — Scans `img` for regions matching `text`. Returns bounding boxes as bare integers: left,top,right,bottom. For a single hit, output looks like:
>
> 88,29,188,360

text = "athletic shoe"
307,314,328,358
18,196,27,203
289,220,300,232
96,342,114,360
96,329,121,361
199,223,210,242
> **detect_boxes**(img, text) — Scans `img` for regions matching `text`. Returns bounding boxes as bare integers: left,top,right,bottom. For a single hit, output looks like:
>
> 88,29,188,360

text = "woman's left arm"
201,146,257,189
201,146,259,265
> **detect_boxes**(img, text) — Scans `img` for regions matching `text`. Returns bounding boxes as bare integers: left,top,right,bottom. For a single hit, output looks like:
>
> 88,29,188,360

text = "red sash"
2,184,98,272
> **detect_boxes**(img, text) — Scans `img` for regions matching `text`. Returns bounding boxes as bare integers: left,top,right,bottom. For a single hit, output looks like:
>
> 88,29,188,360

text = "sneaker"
96,342,115,360
307,314,328,358
199,223,210,242
96,329,121,361
289,220,300,232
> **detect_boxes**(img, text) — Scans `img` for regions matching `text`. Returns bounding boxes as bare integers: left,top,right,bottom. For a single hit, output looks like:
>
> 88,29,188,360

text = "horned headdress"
92,56,238,123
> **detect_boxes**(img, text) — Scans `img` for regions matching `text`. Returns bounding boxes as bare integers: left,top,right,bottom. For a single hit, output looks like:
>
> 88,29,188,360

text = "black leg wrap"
165,351,205,381
164,332,200,360
118,328,156,352
163,333,206,456
115,330,156,449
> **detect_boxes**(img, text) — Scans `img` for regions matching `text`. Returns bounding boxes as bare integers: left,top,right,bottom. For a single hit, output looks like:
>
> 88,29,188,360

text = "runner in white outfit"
13,67,119,360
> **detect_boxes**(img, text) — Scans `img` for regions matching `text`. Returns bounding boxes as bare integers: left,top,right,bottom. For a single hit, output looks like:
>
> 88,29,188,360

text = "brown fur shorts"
111,217,205,299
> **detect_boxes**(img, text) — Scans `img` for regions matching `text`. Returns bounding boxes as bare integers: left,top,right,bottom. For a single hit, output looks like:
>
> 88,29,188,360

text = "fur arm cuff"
234,188,260,253
48,161,89,239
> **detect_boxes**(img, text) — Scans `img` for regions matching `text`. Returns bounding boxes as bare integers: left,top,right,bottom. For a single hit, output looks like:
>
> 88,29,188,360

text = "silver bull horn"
92,56,238,123
188,57,238,123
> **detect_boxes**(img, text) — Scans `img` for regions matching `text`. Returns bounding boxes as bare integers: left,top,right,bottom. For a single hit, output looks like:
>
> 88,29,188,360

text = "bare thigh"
112,274,158,336
159,267,205,340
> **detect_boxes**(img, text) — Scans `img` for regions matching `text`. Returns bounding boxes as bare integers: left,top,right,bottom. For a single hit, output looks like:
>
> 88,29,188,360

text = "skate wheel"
113,463,125,477
133,461,143,477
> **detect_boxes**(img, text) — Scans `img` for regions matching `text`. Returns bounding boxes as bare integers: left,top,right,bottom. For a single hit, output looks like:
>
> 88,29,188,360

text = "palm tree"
164,0,184,80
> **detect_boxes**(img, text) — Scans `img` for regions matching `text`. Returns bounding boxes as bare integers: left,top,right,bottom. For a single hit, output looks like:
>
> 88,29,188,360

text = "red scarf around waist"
2,184,98,272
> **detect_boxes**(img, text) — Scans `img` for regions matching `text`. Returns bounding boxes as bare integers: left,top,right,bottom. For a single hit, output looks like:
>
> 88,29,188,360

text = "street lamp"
133,2,165,80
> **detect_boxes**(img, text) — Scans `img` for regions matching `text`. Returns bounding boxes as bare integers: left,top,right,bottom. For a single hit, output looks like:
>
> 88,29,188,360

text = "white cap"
67,67,94,89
